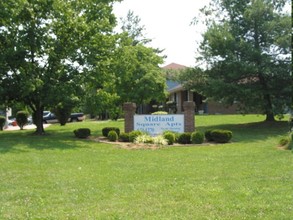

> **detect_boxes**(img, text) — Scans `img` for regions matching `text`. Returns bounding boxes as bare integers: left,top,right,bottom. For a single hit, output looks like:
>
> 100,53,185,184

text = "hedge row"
73,127,233,144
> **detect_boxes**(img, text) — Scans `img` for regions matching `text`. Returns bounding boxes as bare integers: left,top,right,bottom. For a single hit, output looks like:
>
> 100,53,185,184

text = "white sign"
134,115,184,136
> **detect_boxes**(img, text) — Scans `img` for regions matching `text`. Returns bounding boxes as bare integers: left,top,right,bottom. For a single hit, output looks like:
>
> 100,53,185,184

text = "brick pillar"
183,101,195,132
123,102,136,133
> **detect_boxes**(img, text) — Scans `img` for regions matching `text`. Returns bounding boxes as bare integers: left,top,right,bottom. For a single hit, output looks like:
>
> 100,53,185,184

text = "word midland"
143,115,176,122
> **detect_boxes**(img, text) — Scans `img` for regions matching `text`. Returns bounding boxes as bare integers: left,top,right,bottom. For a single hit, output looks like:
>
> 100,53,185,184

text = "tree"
112,11,167,106
182,0,291,121
0,0,119,134
83,11,167,117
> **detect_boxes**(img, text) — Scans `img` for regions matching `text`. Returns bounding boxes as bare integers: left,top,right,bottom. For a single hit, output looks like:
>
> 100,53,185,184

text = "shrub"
163,132,175,145
74,128,91,138
163,130,179,143
119,132,130,142
0,116,5,131
129,130,144,142
134,134,153,144
102,127,120,137
108,130,118,142
177,132,192,144
151,111,168,115
191,131,205,144
279,137,290,146
153,135,168,146
16,111,29,130
282,132,293,150
211,130,233,143
205,129,214,141
52,105,71,126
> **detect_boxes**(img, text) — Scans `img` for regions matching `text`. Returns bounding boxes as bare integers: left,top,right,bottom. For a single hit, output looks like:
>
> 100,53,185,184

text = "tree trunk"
264,92,275,122
33,106,45,135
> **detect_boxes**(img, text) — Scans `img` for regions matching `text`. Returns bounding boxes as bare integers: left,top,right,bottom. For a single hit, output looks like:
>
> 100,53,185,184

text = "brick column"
183,101,195,132
123,102,136,133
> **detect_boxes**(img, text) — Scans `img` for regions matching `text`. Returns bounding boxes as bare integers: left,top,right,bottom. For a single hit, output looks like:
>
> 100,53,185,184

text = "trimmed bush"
16,111,29,130
177,132,192,144
163,132,175,145
108,130,118,142
129,130,144,142
211,130,233,143
119,132,130,142
0,116,6,131
74,128,91,138
205,129,214,141
191,131,205,144
102,127,120,137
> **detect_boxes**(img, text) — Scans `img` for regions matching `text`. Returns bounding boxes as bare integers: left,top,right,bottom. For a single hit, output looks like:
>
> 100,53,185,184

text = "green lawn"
0,115,292,219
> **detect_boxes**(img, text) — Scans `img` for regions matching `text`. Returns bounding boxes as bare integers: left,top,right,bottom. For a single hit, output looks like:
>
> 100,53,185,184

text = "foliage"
177,132,192,144
151,111,168,115
181,0,292,121
163,132,176,145
119,132,130,142
102,127,120,137
73,128,91,139
16,111,29,130
211,130,233,143
0,0,119,134
204,129,214,142
134,134,153,144
108,130,118,142
134,134,168,146
280,132,293,150
152,135,168,146
110,12,167,106
51,99,77,126
279,137,290,146
166,101,177,114
191,131,205,144
129,130,144,142
84,90,121,120
0,116,5,131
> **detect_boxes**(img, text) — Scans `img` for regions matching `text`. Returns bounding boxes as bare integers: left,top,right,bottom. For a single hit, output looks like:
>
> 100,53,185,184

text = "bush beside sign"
134,115,184,136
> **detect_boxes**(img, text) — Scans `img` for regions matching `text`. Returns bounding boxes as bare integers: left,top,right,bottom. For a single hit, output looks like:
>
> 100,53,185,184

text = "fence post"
123,102,136,133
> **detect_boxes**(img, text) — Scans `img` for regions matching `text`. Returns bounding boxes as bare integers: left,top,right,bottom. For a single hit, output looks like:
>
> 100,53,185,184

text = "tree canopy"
180,0,292,121
83,11,167,118
0,0,119,134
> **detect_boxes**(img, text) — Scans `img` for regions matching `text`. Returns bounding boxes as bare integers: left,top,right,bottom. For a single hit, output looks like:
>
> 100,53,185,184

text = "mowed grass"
0,115,292,219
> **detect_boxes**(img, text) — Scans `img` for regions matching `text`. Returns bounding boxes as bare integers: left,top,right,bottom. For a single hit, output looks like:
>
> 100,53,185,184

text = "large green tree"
112,11,167,106
0,0,119,134
83,11,167,117
181,0,291,121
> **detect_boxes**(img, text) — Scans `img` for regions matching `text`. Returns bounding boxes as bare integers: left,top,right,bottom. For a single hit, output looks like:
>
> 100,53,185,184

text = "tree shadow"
0,130,93,154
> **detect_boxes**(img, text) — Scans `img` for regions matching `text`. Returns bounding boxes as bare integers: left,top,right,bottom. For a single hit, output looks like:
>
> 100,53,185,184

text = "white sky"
113,0,210,67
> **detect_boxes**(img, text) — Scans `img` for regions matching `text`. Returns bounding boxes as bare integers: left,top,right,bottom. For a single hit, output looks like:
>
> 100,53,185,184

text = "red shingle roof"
162,63,187,70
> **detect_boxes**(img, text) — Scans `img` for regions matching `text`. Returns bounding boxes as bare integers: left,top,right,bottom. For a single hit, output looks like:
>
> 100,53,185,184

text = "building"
163,63,238,114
